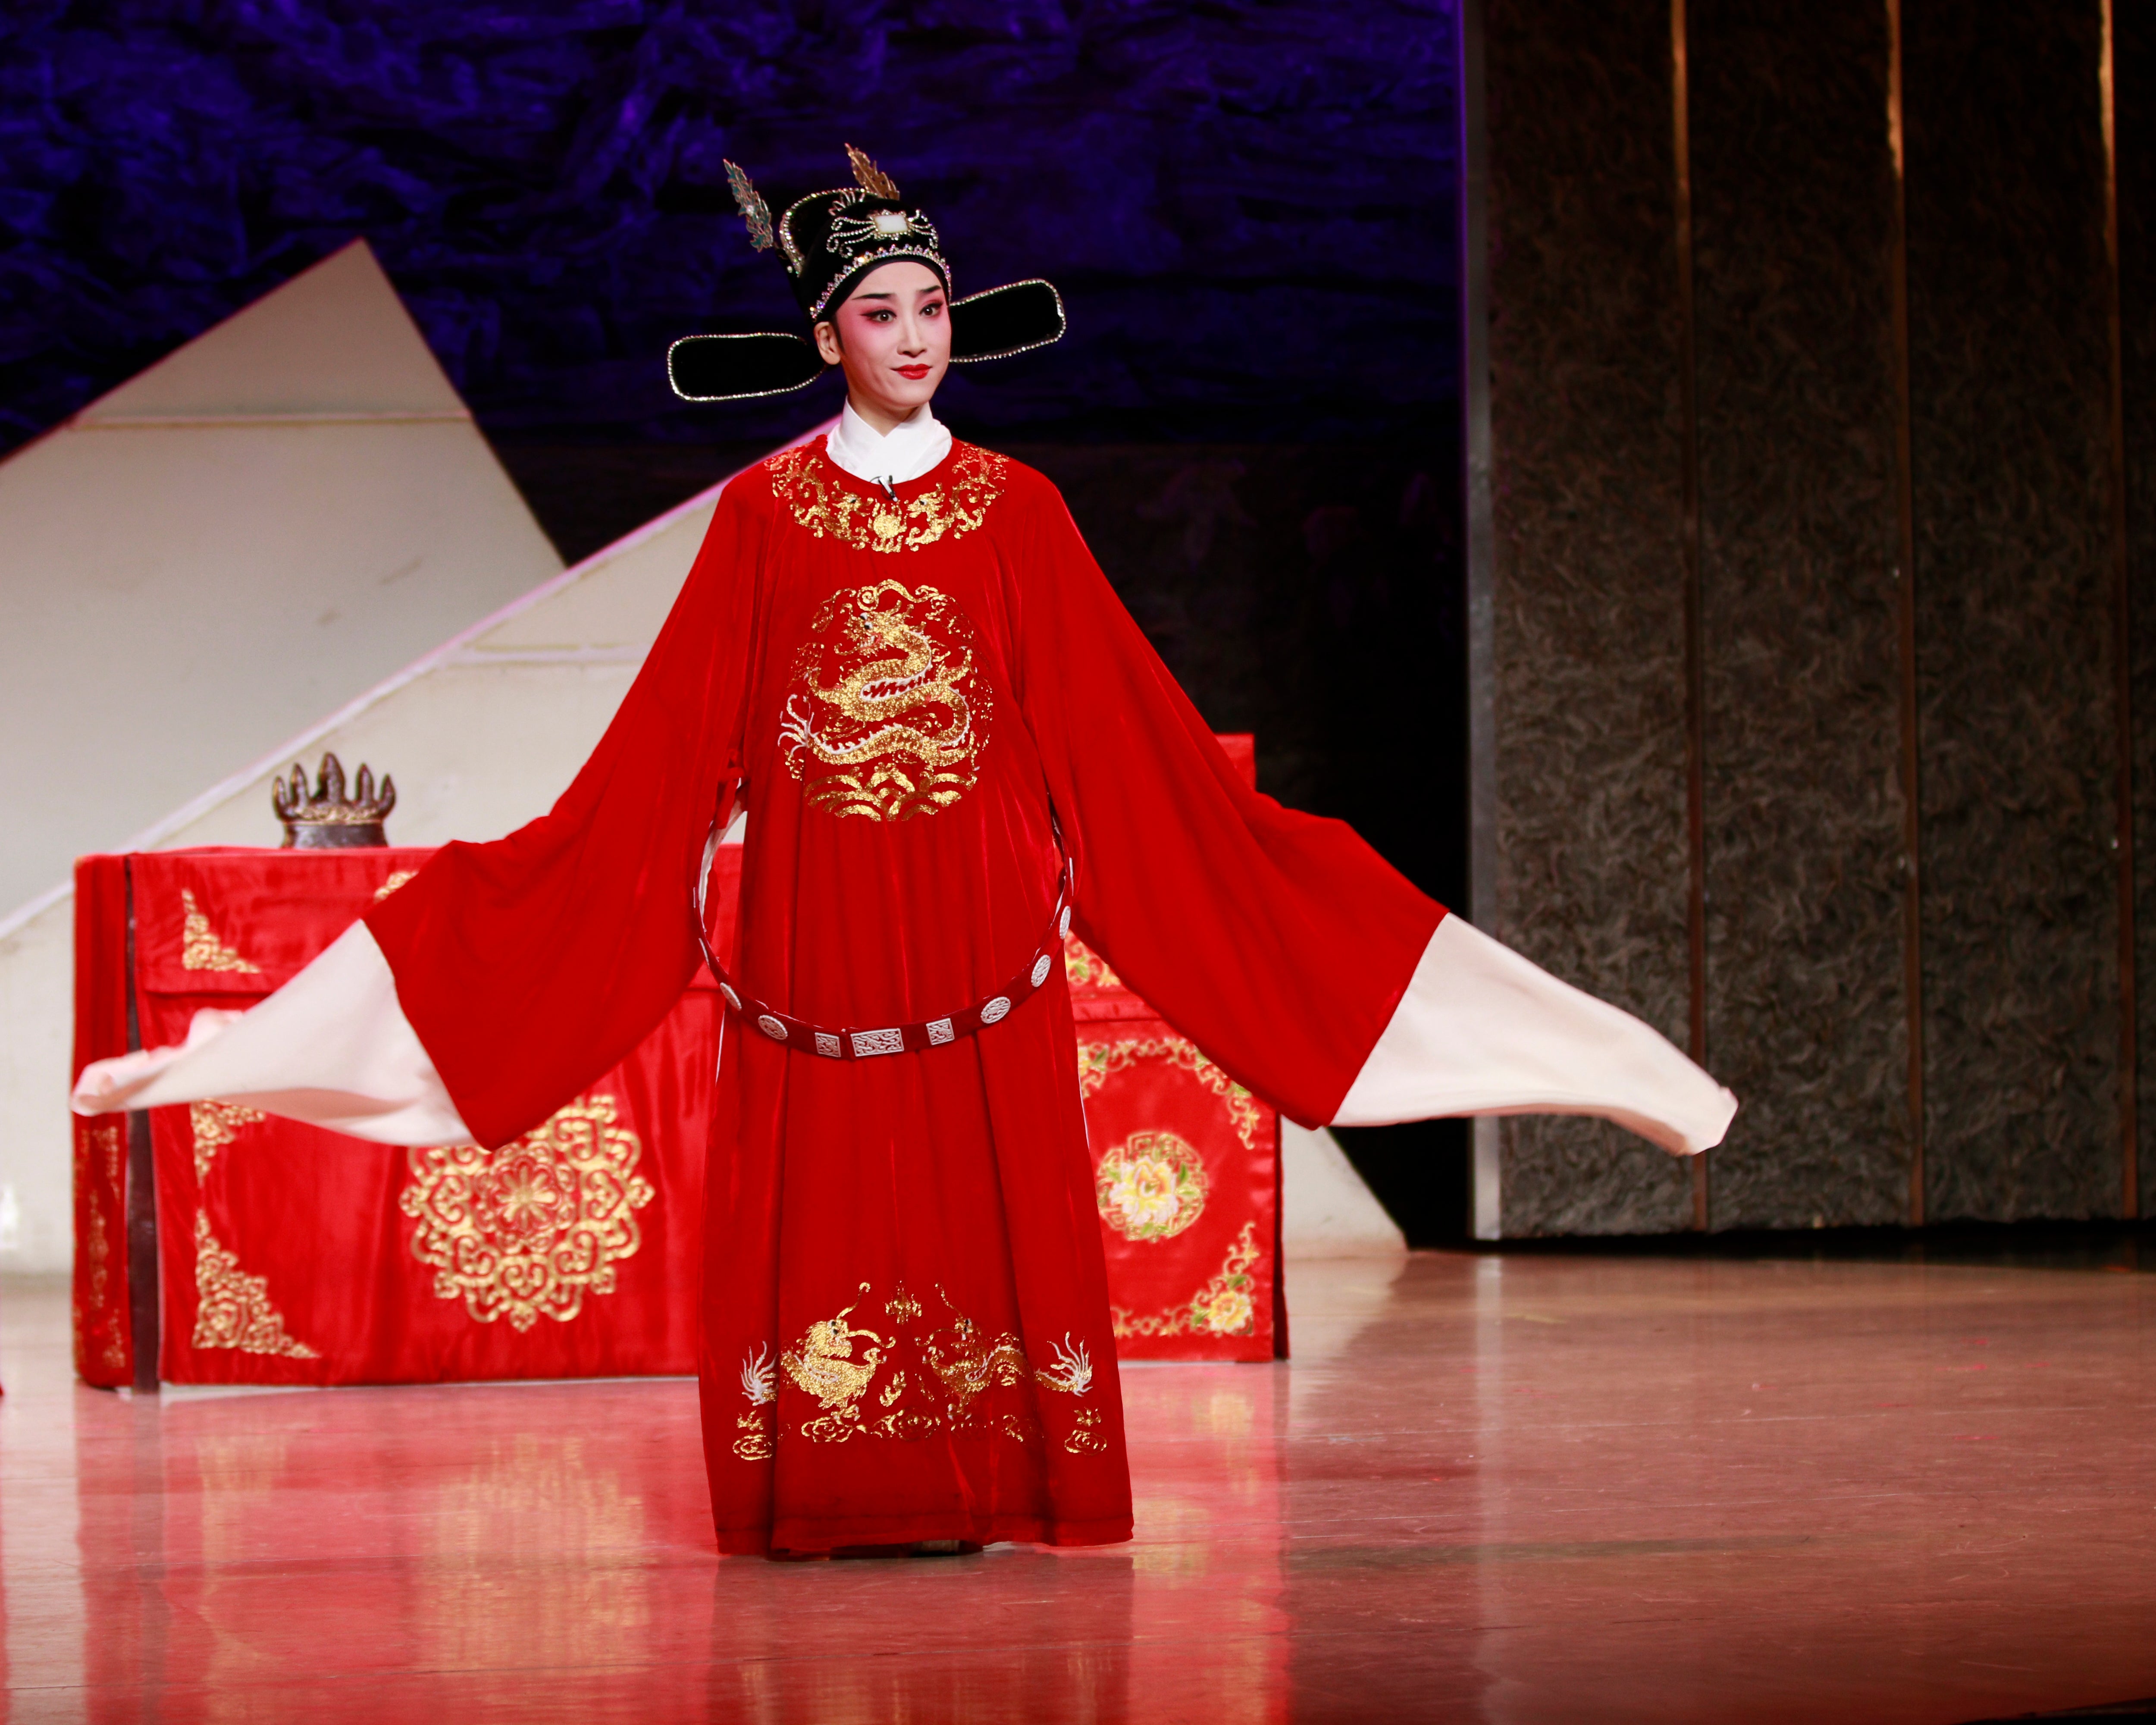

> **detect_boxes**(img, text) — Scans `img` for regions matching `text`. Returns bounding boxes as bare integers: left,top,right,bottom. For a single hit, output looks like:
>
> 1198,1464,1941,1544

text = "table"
71,747,1282,1387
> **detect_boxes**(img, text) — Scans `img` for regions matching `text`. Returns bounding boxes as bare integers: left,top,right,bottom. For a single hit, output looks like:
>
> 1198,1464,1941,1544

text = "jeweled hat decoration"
667,144,1067,404
273,752,393,849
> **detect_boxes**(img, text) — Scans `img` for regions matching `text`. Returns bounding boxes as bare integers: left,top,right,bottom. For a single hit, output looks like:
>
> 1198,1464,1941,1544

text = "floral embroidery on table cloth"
1076,1037,1265,1153
1074,1028,1279,1361
1064,936,1123,992
735,1281,1102,1457
766,440,1007,554
779,579,992,821
1095,1130,1209,1241
1112,1221,1264,1341
400,1093,654,1331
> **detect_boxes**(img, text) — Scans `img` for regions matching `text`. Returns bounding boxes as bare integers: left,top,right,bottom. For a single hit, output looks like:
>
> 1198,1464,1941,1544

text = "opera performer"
75,147,1736,1560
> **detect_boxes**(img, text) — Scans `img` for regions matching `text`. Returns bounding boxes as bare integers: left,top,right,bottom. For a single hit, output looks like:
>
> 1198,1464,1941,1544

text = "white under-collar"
824,400,953,488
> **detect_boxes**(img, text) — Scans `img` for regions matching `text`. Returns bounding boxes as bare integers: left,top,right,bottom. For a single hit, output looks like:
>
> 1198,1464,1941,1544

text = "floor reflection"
2,1255,2153,1722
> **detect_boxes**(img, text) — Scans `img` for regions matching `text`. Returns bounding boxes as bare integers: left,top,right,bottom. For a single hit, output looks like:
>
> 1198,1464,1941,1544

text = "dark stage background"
0,1,1474,1241
1475,0,2156,1235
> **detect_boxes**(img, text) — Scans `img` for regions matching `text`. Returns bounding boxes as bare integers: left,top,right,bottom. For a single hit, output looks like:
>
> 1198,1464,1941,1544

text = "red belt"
692,811,1075,1060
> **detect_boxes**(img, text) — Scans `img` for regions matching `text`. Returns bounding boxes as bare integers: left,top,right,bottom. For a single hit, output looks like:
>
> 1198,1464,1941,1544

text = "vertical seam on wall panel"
1886,0,1927,1227
2100,0,2140,1220
1460,0,1501,1240
1672,0,1710,1231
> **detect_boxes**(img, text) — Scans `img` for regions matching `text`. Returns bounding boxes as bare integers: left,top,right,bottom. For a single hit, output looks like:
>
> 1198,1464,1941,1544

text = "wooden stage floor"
0,1251,2150,1723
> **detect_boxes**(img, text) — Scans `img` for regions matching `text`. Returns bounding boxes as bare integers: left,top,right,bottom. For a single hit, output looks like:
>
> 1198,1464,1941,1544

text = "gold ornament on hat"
846,142,900,200
724,160,777,255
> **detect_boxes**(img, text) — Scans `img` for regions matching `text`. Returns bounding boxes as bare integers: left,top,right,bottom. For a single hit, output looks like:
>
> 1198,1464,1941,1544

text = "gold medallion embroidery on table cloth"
779,579,991,821
730,1281,1103,1458
767,441,1007,554
400,1093,654,1332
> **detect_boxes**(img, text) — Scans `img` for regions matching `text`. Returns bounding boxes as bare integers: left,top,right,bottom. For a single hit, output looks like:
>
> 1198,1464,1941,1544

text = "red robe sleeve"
1003,467,1447,1129
363,474,771,1148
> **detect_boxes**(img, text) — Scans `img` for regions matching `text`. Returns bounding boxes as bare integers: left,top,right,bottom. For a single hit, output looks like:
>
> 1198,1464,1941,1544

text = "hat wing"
666,332,826,403
948,280,1067,364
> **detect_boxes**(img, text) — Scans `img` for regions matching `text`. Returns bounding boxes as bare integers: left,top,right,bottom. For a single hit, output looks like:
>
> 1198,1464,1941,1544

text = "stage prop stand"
120,860,159,1393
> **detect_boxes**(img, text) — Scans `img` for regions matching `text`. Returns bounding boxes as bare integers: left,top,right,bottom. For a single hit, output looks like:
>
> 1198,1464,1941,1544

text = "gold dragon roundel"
778,580,992,822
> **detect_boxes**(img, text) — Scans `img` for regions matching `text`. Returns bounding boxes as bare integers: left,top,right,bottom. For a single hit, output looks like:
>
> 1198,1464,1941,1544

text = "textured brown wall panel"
1905,0,2122,1220
1689,0,1909,1227
2125,0,2156,1220
1487,0,1695,1234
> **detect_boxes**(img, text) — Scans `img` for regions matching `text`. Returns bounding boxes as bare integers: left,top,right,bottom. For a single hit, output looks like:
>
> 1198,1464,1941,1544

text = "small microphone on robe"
877,476,899,502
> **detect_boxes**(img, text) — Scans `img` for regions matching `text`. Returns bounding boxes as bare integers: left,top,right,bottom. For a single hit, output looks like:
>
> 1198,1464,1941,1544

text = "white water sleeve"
70,921,474,1147
1329,915,1737,1157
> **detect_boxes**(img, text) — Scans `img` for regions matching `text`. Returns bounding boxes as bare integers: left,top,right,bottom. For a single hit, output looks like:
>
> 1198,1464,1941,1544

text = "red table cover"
71,744,1282,1386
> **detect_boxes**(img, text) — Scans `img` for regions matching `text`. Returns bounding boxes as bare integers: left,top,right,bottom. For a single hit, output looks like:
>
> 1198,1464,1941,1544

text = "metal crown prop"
273,752,394,849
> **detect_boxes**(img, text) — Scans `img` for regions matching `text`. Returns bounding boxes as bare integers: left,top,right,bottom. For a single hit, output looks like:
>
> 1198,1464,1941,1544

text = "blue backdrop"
0,0,1459,451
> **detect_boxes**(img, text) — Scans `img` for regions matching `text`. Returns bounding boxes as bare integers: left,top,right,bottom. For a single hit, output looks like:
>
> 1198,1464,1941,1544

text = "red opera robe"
363,437,1441,1555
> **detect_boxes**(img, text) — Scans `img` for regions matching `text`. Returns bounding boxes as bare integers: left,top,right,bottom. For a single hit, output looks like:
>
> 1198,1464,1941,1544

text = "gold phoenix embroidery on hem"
768,440,1007,554
779,579,991,821
400,1093,655,1332
738,1281,1100,1455
734,1343,778,1460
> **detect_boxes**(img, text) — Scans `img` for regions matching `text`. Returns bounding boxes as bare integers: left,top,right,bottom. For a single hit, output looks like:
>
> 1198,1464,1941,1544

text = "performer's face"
814,261,951,432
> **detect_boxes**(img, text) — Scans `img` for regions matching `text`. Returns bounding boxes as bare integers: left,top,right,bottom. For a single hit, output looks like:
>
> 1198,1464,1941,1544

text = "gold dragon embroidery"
778,580,991,821
746,1282,1099,1453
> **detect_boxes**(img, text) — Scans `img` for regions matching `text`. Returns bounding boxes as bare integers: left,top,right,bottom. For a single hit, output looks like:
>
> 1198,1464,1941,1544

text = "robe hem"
714,1511,1134,1558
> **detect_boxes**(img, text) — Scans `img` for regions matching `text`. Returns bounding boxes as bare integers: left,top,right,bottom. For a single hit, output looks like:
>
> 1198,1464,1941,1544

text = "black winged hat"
667,144,1066,404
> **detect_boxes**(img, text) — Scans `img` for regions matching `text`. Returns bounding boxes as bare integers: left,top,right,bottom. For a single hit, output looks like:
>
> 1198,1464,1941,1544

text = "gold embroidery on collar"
779,579,990,821
767,441,1007,554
